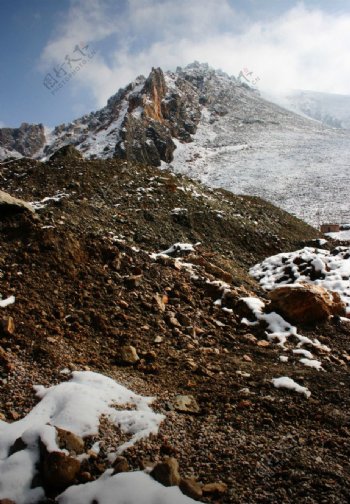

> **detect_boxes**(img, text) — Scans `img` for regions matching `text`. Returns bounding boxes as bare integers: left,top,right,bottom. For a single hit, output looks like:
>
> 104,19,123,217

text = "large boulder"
268,284,346,324
49,144,83,161
0,190,34,215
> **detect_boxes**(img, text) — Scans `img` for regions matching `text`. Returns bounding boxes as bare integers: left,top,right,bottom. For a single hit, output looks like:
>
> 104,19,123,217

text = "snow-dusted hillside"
265,90,350,130
163,66,350,227
1,62,350,227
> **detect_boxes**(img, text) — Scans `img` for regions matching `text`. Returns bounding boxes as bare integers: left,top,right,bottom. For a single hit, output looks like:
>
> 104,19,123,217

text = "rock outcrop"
0,123,45,157
0,190,34,214
114,67,201,165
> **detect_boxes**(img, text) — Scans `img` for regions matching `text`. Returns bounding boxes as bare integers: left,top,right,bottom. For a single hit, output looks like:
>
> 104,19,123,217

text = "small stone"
56,427,85,454
112,456,130,474
124,274,143,289
150,457,181,487
79,471,93,482
243,354,252,362
1,317,15,336
202,482,228,495
10,410,20,420
118,345,139,365
180,477,203,500
177,313,191,327
242,333,257,343
257,340,270,347
154,294,167,312
238,388,251,396
166,313,181,328
238,400,252,409
174,395,200,414
154,335,163,344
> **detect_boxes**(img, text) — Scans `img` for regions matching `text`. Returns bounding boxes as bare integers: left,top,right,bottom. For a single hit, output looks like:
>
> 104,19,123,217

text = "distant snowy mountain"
1,62,350,226
265,89,350,129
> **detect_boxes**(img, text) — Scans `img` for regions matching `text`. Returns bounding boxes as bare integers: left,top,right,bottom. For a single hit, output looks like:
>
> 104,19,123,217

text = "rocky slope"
0,152,350,503
265,89,350,130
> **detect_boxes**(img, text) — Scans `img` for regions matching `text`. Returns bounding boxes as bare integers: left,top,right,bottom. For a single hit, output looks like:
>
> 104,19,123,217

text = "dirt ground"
0,156,349,503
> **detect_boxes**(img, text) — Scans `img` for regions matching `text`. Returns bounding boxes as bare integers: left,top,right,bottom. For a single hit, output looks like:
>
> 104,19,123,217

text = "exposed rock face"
114,67,201,165
268,284,346,324
0,123,45,157
3,65,204,165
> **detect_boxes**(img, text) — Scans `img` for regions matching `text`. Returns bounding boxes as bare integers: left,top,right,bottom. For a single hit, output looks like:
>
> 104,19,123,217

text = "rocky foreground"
0,151,350,503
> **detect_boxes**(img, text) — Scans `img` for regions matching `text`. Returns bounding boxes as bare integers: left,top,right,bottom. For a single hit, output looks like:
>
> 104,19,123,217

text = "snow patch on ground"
272,377,311,399
30,192,69,210
0,295,15,308
0,371,165,503
250,246,350,314
58,470,199,504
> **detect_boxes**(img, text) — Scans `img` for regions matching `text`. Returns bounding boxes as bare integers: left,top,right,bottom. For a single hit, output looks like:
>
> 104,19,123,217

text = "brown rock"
10,410,20,420
150,457,181,486
268,284,346,324
118,345,139,365
79,471,93,482
174,395,200,414
0,500,17,504
112,456,130,474
41,451,81,490
0,189,34,214
56,427,85,454
180,477,203,500
124,274,143,289
202,482,228,495
0,346,9,365
257,340,270,347
1,317,15,336
154,293,168,312
165,312,181,328
177,313,191,327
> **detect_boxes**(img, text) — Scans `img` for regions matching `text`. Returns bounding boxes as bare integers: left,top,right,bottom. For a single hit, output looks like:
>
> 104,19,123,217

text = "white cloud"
40,0,350,111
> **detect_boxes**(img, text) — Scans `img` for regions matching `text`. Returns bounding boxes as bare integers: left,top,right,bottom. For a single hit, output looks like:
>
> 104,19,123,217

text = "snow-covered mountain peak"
1,62,350,226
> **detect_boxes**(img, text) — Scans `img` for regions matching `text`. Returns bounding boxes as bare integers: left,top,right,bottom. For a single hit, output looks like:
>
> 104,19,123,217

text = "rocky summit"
0,151,350,504
1,62,350,226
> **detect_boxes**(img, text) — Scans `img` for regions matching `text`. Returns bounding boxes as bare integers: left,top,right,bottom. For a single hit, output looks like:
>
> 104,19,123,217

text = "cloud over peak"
40,0,350,109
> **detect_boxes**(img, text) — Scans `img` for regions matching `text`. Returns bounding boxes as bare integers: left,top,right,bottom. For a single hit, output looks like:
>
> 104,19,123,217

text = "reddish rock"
1,317,15,336
202,481,228,495
56,427,85,454
118,345,139,365
41,451,81,490
112,455,130,474
150,457,181,486
268,284,346,324
180,477,203,500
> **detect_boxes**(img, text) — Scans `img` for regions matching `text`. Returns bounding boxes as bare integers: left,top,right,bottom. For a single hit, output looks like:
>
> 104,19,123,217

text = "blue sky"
1,0,350,128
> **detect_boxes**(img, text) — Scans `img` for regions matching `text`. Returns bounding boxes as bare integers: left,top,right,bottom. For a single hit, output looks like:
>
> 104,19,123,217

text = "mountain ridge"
1,62,350,226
